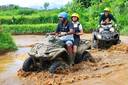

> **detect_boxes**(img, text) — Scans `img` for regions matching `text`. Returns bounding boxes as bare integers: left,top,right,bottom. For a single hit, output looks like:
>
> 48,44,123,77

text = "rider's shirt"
56,21,70,32
70,21,83,46
70,21,82,40
56,21,74,41
99,13,116,24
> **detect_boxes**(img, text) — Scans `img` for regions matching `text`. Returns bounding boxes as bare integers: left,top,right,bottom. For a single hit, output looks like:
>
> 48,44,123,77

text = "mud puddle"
0,47,31,85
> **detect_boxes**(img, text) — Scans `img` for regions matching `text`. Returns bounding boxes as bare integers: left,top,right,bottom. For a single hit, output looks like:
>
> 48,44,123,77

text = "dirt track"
0,34,128,85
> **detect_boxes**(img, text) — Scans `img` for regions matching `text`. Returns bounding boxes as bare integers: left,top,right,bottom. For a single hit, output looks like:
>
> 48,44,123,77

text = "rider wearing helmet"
92,8,117,48
52,12,74,65
99,8,116,25
99,8,117,32
70,13,83,58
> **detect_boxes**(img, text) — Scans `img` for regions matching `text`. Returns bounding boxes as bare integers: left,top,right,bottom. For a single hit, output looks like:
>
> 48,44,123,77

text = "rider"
92,8,117,48
70,13,83,58
99,7,117,32
51,12,74,65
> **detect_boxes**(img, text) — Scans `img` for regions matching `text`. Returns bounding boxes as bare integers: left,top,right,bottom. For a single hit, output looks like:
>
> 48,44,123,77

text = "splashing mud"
108,43,128,52
17,43,128,85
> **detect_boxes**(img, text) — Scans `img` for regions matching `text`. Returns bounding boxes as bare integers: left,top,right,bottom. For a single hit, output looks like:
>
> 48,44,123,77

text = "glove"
60,32,67,35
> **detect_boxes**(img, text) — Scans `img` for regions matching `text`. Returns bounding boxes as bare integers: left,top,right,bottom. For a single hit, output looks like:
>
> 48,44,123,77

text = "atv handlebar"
46,32,67,37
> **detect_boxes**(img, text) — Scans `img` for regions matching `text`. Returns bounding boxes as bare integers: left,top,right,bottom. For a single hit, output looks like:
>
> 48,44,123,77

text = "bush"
0,32,17,53
65,0,128,34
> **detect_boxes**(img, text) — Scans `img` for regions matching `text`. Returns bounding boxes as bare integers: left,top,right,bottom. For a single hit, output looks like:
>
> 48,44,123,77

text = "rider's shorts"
74,38,80,46
65,40,73,46
59,34,74,46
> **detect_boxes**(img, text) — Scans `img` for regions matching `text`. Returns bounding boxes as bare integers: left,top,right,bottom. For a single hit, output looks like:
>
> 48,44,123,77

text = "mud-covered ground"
0,34,128,85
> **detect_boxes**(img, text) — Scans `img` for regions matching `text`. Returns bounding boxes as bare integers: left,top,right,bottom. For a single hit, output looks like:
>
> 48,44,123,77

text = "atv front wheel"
22,57,34,72
49,61,68,73
75,51,95,63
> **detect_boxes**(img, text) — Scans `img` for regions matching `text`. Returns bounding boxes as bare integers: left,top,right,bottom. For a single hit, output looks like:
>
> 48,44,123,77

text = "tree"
75,0,91,8
75,0,100,8
44,2,49,10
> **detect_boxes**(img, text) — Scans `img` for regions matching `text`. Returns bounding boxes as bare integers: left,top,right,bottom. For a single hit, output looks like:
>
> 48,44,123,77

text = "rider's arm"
99,15,103,24
50,24,60,35
66,23,74,35
76,24,83,35
50,32,59,35
67,28,74,35
110,14,117,23
99,14,108,25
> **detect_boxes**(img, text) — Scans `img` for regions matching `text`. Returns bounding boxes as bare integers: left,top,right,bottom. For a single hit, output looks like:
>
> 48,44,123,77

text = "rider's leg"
92,32,97,48
110,27,114,32
99,27,103,33
66,41,74,65
73,38,79,57
73,45,77,57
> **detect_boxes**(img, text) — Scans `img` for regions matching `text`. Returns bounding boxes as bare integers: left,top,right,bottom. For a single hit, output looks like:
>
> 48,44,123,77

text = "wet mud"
0,34,128,85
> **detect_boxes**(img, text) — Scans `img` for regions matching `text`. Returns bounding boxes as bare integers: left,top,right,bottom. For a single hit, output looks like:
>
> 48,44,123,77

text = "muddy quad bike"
92,24,120,49
22,35,92,73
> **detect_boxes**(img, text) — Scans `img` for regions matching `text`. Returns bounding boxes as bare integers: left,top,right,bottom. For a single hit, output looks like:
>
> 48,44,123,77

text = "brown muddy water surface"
0,34,128,85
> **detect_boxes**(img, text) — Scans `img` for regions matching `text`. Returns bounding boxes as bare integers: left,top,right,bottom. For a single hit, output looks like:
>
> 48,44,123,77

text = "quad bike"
22,34,93,73
92,24,120,49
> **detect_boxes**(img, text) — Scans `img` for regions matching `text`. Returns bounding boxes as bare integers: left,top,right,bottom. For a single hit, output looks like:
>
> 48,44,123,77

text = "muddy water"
0,34,128,85
0,48,31,85
0,35,43,85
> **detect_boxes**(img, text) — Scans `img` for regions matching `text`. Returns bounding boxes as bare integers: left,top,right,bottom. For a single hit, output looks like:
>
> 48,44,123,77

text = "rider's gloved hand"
61,32,67,35
58,32,67,37
75,32,80,35
58,34,62,37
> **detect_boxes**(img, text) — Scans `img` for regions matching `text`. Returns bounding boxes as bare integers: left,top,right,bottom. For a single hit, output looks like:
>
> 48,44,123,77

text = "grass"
2,24,57,34
0,15,58,24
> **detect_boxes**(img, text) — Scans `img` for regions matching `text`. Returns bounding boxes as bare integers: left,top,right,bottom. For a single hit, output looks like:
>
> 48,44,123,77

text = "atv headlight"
97,34,102,39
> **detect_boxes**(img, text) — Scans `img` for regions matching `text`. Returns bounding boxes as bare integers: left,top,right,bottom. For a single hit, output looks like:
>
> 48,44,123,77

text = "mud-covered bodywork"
22,35,92,73
92,25,120,48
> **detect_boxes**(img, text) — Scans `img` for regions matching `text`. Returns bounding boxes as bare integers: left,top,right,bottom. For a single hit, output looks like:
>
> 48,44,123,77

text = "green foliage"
2,24,57,34
0,8,62,24
65,0,128,34
0,15,58,24
0,1,128,34
18,9,35,15
0,32,17,53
